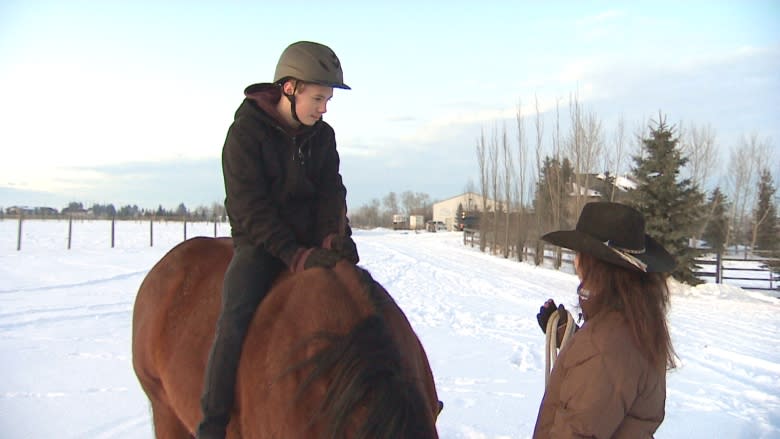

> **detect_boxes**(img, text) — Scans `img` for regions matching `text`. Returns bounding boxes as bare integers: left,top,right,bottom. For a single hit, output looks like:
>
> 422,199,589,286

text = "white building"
432,192,495,231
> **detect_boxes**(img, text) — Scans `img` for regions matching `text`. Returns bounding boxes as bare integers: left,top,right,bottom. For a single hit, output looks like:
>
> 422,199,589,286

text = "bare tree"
415,192,432,218
532,95,547,264
476,131,489,251
631,116,649,163
489,126,501,255
566,93,603,218
502,121,513,258
678,122,719,244
606,115,627,202
350,199,381,228
749,168,776,251
681,122,718,190
725,132,771,252
382,192,400,223
401,191,416,216
547,98,564,231
534,98,566,266
514,98,532,261
210,202,226,221
516,100,528,209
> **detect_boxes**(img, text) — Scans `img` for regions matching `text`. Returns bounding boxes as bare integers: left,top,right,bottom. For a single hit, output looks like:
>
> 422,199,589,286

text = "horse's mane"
283,266,435,439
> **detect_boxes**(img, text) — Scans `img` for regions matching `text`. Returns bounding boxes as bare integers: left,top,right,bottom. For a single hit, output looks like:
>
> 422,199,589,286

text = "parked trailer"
392,214,409,230
409,215,425,230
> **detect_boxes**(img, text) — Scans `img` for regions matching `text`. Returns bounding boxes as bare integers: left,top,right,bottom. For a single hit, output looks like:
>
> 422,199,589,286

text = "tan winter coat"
533,310,666,438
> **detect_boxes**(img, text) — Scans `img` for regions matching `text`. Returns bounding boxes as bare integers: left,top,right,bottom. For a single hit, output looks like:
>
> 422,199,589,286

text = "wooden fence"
463,229,575,271
9,216,225,250
694,253,779,292
464,229,779,293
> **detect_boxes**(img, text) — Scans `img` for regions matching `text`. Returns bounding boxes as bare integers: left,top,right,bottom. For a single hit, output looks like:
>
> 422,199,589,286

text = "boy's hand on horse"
322,234,360,264
290,247,343,272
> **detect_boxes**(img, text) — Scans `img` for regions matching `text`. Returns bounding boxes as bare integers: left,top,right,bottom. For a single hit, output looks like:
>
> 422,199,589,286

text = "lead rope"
544,310,576,386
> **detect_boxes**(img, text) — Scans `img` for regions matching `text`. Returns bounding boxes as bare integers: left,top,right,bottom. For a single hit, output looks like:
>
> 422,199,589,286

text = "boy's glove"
291,248,342,272
536,299,568,334
322,234,360,264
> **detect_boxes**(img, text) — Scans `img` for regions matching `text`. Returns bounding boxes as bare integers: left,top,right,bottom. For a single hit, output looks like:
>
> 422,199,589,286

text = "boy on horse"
197,40,359,439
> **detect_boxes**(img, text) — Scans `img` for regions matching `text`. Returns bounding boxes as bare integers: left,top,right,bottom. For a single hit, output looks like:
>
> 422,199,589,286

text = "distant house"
61,206,89,218
570,173,635,202
35,207,59,217
5,206,34,215
432,192,496,231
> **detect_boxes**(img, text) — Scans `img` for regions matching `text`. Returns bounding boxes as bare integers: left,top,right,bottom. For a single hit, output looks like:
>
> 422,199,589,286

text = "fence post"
150,219,154,247
16,215,23,251
214,218,217,237
183,218,187,241
535,241,543,266
67,216,72,250
716,252,722,283
111,216,116,248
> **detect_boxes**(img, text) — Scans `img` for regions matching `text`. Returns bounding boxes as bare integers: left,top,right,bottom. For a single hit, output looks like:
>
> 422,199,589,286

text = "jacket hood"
243,83,318,136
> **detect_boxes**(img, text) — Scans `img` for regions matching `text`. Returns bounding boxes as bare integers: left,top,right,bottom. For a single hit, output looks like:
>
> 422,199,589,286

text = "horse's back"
132,237,381,434
132,237,234,428
132,236,439,438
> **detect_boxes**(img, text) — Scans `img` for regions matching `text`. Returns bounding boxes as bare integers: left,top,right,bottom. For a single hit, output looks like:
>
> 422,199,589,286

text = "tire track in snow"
0,271,147,294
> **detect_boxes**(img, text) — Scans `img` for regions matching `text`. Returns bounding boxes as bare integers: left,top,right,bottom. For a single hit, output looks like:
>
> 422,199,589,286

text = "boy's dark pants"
196,244,285,438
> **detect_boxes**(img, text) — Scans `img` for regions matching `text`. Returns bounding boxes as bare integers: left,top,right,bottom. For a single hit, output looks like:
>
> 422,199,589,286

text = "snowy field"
1,219,779,438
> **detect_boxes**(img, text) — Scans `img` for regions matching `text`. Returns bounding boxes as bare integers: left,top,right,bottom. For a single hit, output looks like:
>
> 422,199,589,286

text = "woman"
533,201,677,438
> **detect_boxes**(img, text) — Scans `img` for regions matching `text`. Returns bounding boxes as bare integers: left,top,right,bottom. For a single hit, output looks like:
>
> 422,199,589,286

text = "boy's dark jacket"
222,83,347,267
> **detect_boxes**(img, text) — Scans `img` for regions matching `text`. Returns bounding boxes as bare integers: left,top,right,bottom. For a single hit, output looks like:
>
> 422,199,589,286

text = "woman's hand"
536,299,567,334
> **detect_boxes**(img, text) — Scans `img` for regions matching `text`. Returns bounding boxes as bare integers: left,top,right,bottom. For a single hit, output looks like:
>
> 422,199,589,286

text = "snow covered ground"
1,220,778,438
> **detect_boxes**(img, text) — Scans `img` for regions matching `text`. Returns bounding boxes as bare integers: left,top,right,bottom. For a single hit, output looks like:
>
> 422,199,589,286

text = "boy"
197,41,358,439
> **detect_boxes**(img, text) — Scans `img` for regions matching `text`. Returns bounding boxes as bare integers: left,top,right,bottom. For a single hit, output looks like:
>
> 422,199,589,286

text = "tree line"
347,191,434,229
464,94,777,285
348,95,778,285
2,201,228,221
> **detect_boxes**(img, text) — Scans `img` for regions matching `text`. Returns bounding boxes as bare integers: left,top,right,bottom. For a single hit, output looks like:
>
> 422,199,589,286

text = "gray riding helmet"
274,41,350,89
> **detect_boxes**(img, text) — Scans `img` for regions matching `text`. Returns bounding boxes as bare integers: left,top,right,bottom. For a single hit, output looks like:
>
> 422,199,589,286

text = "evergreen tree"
753,169,778,253
533,156,574,232
629,115,705,285
701,187,730,254
176,203,188,218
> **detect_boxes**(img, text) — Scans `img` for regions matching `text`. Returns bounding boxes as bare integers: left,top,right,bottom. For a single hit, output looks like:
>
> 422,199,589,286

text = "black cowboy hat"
541,202,675,273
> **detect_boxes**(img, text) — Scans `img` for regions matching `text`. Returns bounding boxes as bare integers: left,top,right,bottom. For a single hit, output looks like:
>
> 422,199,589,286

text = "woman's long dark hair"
578,253,677,371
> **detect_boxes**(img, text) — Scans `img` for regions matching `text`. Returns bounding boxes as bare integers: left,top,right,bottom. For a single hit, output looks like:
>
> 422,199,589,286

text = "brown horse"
132,237,441,438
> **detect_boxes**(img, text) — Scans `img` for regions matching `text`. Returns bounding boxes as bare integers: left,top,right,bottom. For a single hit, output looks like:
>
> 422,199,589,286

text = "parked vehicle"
425,220,445,232
456,215,479,231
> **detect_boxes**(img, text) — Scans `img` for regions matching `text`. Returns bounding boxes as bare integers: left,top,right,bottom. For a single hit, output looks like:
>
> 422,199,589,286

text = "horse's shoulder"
178,236,233,252
162,236,233,261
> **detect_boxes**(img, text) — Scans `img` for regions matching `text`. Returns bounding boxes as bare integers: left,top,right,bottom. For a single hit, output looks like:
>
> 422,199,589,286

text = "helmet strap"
281,80,303,126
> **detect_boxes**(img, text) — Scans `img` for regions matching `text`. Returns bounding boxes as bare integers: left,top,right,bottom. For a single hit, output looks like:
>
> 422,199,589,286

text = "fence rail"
464,228,576,272
4,217,229,251
464,229,779,293
694,253,779,292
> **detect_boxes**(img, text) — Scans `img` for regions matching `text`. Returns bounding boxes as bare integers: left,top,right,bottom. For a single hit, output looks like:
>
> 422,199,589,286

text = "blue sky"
1,1,778,211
